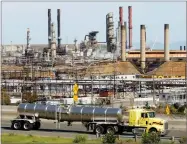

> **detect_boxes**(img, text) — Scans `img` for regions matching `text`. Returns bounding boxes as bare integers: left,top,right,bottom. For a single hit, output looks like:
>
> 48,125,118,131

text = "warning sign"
165,105,170,115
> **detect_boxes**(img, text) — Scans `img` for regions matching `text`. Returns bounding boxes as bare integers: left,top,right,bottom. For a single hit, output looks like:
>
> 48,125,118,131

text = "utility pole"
153,75,156,106
91,73,93,105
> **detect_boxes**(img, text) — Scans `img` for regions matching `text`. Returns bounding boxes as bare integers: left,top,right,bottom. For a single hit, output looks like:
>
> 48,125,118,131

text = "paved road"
1,120,186,138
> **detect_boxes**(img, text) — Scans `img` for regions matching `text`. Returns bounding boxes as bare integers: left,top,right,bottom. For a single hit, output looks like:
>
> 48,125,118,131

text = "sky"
1,2,186,45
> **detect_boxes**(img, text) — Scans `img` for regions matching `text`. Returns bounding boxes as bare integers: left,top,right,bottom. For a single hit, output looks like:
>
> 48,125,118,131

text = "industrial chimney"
119,7,123,26
48,9,51,47
164,24,169,62
140,25,146,72
124,21,127,49
180,46,182,51
57,9,61,49
128,6,132,49
121,24,126,61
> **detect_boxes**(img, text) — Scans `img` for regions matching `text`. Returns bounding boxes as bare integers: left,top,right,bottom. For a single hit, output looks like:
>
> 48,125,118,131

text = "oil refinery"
1,3,187,143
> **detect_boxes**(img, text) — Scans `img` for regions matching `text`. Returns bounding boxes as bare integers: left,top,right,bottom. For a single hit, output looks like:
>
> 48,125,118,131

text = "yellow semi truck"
11,103,168,136
121,108,168,136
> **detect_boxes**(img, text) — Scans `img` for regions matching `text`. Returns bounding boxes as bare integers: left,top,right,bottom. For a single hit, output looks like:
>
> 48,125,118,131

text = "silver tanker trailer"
10,103,124,134
10,103,168,135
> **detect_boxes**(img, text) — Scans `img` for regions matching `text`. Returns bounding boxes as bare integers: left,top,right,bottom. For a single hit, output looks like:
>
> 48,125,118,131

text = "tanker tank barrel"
17,103,122,123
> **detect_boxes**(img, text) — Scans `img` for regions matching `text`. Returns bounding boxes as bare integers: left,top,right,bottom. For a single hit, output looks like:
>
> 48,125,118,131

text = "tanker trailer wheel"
23,121,33,131
106,126,116,134
33,122,41,130
94,125,104,134
11,121,22,130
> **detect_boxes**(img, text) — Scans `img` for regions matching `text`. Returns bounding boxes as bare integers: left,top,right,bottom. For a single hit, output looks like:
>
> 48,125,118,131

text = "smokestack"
48,9,51,46
140,25,146,72
164,24,170,62
124,21,128,49
57,9,61,49
119,7,123,26
121,24,126,61
128,6,132,49
180,46,182,51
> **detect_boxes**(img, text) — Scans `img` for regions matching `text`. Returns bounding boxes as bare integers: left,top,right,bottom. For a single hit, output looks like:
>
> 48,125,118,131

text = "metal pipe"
164,24,169,62
121,24,126,61
48,9,51,46
57,9,61,49
140,25,146,72
128,6,132,49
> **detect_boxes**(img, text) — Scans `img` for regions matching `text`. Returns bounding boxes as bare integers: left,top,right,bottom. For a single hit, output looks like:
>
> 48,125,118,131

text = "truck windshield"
148,112,155,118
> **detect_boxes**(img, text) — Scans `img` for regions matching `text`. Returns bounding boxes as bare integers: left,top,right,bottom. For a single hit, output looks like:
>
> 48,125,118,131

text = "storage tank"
17,103,122,122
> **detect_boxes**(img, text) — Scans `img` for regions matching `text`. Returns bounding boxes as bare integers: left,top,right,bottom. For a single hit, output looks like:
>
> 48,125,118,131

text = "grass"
2,133,180,144
1,133,101,144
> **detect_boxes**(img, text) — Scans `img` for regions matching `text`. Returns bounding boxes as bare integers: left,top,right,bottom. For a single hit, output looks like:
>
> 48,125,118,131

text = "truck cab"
126,109,168,136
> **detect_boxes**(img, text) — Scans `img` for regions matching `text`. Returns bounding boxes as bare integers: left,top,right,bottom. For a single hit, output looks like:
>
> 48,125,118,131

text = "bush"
143,102,150,110
179,137,187,144
141,132,161,144
73,135,87,143
22,92,38,103
178,105,186,114
1,88,11,105
155,107,165,114
102,133,116,144
170,105,177,114
173,103,181,109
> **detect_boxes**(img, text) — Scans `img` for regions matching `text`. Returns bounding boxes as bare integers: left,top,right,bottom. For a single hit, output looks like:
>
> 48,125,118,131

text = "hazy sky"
2,2,186,45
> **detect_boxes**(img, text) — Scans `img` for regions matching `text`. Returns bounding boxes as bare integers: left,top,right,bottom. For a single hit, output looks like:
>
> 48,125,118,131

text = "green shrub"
179,137,187,144
178,105,186,114
141,132,160,144
170,105,177,114
144,102,150,109
73,135,87,143
102,133,116,144
173,103,181,109
1,88,11,105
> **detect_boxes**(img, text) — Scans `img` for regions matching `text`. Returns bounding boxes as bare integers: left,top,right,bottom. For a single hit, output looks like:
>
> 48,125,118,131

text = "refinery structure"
1,6,186,107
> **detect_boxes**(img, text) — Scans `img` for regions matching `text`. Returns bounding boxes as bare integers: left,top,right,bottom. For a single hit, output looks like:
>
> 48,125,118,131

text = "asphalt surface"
1,119,187,139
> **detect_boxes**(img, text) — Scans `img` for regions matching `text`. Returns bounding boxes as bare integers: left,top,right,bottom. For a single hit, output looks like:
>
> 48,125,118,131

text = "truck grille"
164,122,168,130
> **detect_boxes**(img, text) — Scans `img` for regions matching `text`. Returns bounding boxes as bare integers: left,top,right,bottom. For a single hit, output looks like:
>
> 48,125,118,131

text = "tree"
22,92,38,103
1,88,11,105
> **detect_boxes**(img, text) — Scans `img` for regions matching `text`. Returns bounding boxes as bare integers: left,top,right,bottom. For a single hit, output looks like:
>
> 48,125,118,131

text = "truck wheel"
149,128,157,133
33,122,41,130
23,121,33,131
95,125,104,134
11,121,22,130
106,126,115,134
